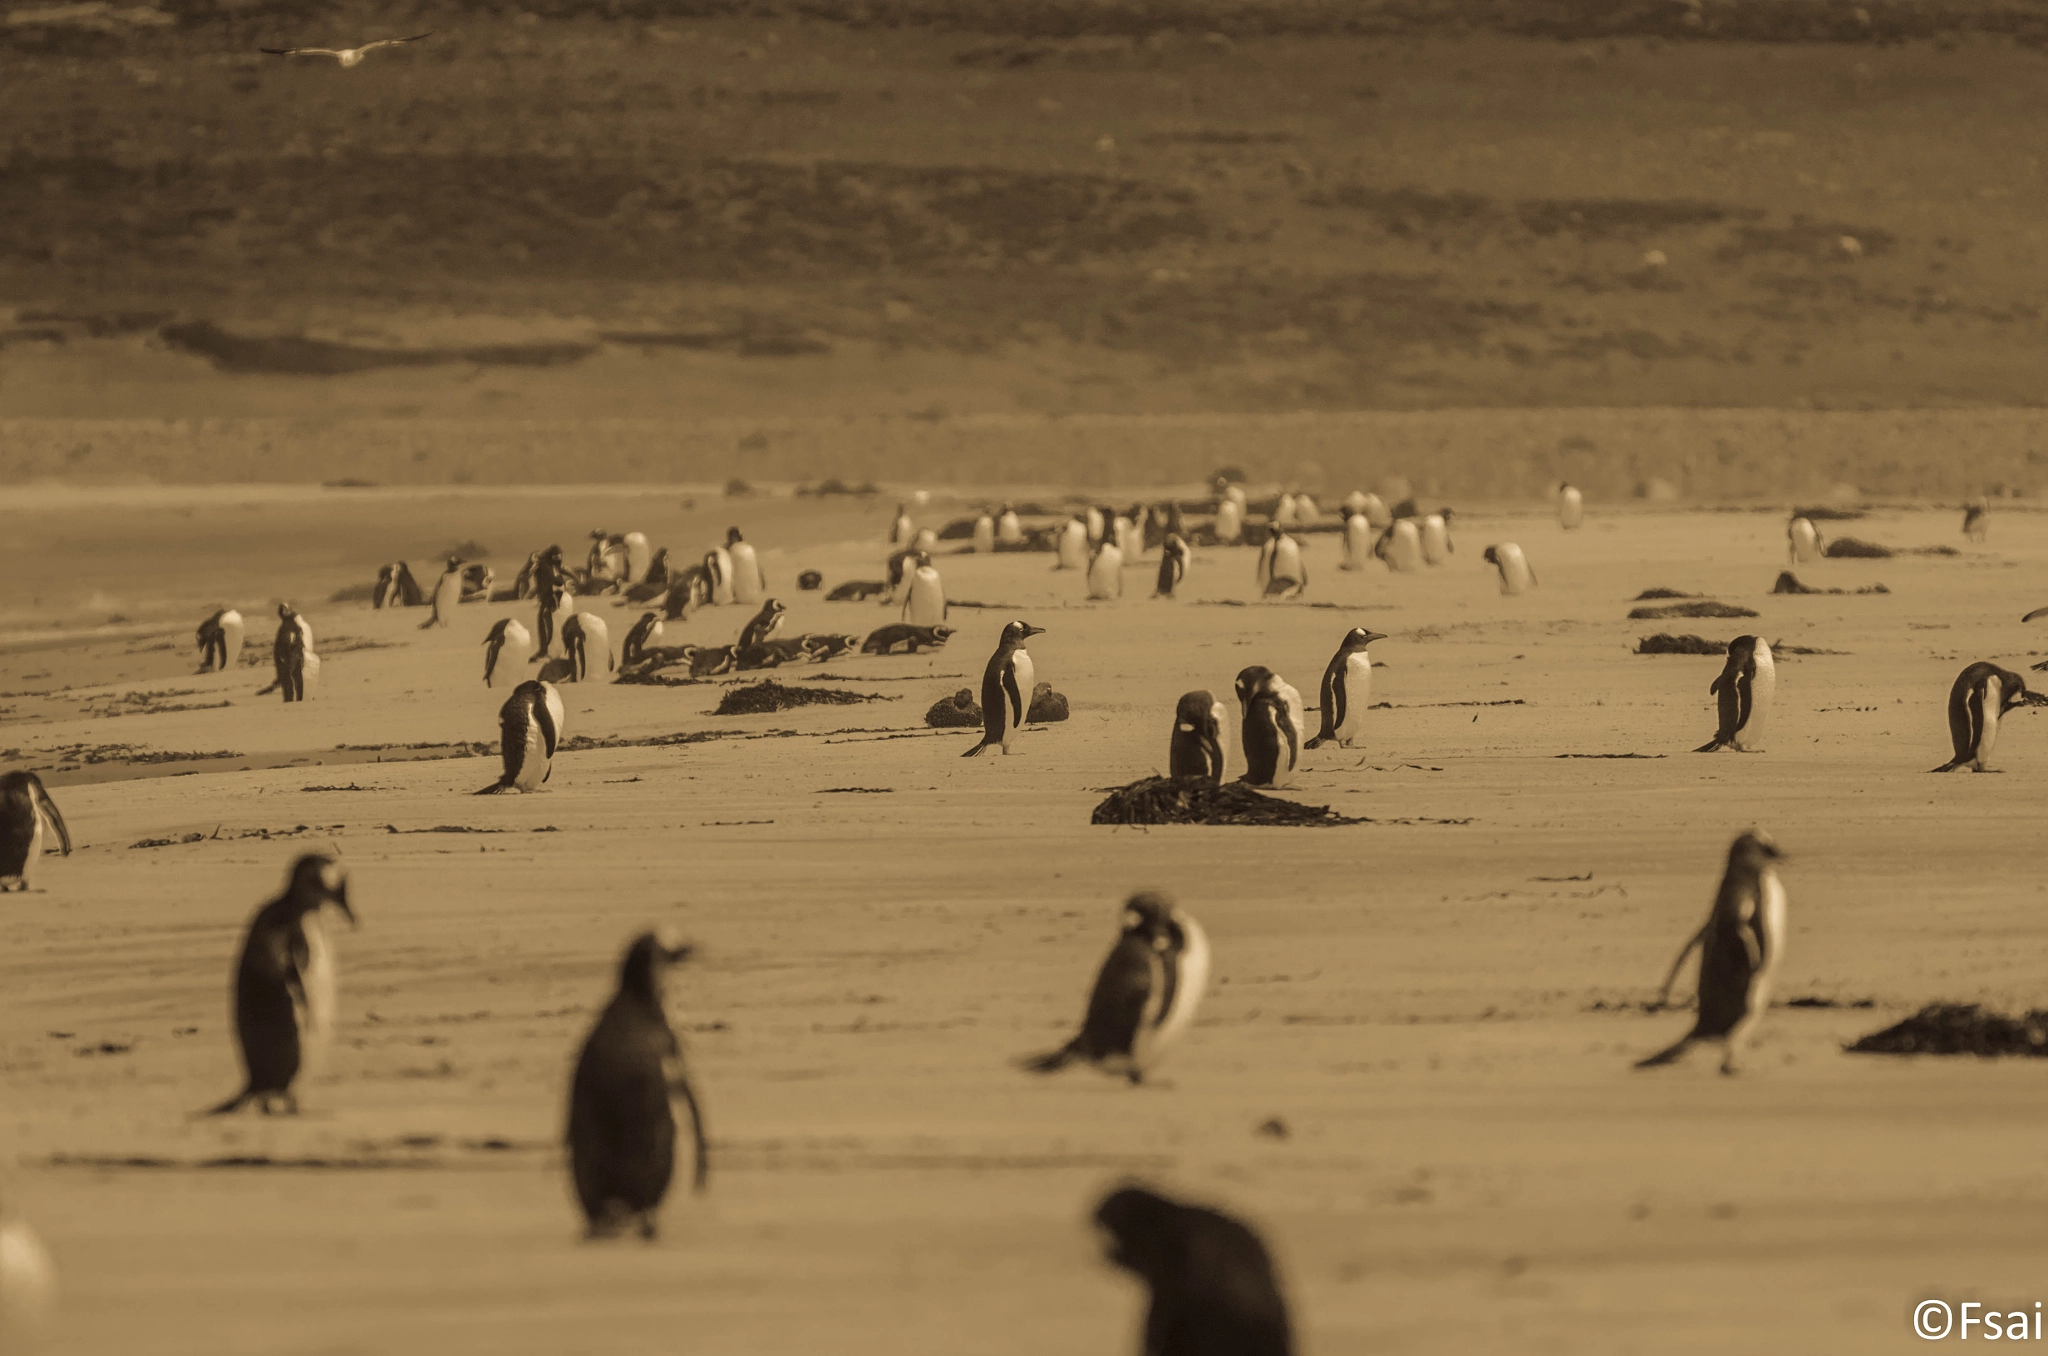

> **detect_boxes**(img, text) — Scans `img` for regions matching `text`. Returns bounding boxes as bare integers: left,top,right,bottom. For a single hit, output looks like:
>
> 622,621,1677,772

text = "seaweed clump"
1847,1004,2048,1057
1635,634,1727,655
1773,571,1890,595
1090,776,1364,827
1632,587,1700,600
1628,601,1758,620
1822,537,1893,558
712,680,885,716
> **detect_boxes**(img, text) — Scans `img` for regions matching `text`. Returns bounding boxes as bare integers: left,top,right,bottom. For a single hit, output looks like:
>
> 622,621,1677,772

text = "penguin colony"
5,485,2033,1355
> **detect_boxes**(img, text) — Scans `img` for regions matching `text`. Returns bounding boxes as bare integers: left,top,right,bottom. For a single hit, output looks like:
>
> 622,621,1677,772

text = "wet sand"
5,493,2048,1355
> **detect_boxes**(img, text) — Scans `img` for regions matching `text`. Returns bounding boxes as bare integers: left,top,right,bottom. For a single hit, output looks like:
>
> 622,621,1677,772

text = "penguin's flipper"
34,782,71,855
671,1070,711,1192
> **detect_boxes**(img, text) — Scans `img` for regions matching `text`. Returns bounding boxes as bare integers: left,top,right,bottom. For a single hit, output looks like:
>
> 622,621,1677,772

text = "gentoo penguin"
1340,511,1373,571
513,551,542,601
483,618,532,686
1168,691,1228,784
663,565,712,620
206,853,355,1115
1114,509,1140,560
1292,493,1320,528
534,578,565,661
1094,1185,1294,1356
704,544,735,607
1419,510,1455,565
909,526,937,556
736,598,787,651
884,547,919,606
1305,628,1386,750
997,504,1024,546
479,680,565,794
725,528,765,605
903,553,947,625
272,604,318,702
1214,496,1244,545
1020,892,1210,1084
1377,519,1423,573
624,531,652,584
1786,515,1822,564
372,560,421,609
460,562,495,603
1962,499,1989,542
1694,635,1776,753
1638,831,1787,1075
1482,542,1537,595
568,931,710,1239
973,512,996,554
0,1197,59,1346
1273,493,1297,529
562,612,612,681
1930,661,2048,772
1557,482,1585,530
1056,516,1090,571
1085,505,1106,546
1360,491,1392,530
421,556,465,628
1154,533,1191,598
197,607,244,672
1088,529,1125,601
1255,524,1306,599
1236,665,1306,749
962,620,1044,757
621,612,664,668
890,504,915,547
0,771,71,892
1239,682,1298,787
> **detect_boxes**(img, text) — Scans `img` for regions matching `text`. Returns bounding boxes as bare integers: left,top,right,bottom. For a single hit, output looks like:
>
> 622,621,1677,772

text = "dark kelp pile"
1846,1004,2048,1057
1090,776,1365,827
1772,571,1890,595
713,681,888,716
1635,633,1726,655
1632,588,1701,600
1628,601,1759,620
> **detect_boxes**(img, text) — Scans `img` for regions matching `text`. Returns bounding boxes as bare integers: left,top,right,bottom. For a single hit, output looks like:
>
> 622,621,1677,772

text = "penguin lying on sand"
861,624,955,655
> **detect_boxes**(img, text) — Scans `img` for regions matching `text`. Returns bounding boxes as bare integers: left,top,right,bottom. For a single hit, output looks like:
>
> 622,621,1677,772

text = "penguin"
973,513,996,554
725,528,765,605
1292,493,1320,528
0,1197,59,1347
1787,515,1822,564
534,578,565,661
1154,533,1191,598
890,504,915,547
1482,542,1537,595
196,607,243,673
1085,505,1106,546
704,544,735,607
1305,628,1385,750
1057,516,1090,571
997,504,1024,546
663,566,713,620
566,930,710,1240
624,531,652,584
461,563,495,603
862,623,955,655
205,853,355,1115
882,546,921,607
1020,891,1210,1084
1557,482,1585,530
1214,496,1244,546
513,551,542,601
736,598,788,651
545,589,578,660
1168,691,1227,784
483,618,532,686
962,620,1044,757
1340,511,1373,571
562,612,613,681
479,680,565,794
1377,518,1423,573
1093,1185,1294,1356
1235,666,1304,785
421,556,465,628
0,772,71,892
1088,530,1125,601
1930,661,2048,772
1273,493,1297,529
1255,524,1306,599
1694,635,1776,753
1114,509,1140,560
1419,510,1455,565
1638,831,1787,1076
1342,489,1369,517
795,569,822,592
372,561,422,609
903,553,947,625
272,604,317,702
620,612,666,668
1360,491,1392,531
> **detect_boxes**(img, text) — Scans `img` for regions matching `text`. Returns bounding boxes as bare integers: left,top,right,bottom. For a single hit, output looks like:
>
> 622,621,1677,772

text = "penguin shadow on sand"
1019,892,1209,1090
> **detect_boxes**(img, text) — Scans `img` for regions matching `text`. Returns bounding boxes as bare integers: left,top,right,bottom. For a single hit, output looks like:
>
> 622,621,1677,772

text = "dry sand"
5,492,2048,1354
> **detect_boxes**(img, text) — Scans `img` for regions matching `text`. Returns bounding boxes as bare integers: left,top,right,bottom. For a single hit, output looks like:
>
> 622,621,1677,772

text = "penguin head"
1001,620,1045,646
1093,1183,1181,1280
726,527,743,546
1120,891,1177,938
1234,665,1274,703
1729,831,1786,870
914,551,933,569
1174,689,1218,728
619,929,694,1002
286,853,354,927
1342,628,1387,650
1482,545,1500,566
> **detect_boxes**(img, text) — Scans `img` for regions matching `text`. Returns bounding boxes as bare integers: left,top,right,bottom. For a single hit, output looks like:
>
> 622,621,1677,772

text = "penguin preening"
1168,691,1227,784
562,612,613,681
372,560,422,609
1695,635,1775,753
1094,1184,1295,1356
206,853,355,1115
1638,831,1787,1076
1305,628,1385,751
0,772,71,893
1931,661,2048,772
1235,667,1305,786
566,930,710,1240
1482,542,1537,595
479,680,565,794
903,553,948,625
196,607,243,673
725,528,766,605
1556,482,1584,530
1021,892,1210,1085
1786,515,1822,564
962,621,1044,757
421,556,465,628
460,562,495,604
483,617,533,686
271,604,318,702
1255,525,1306,599
1154,534,1191,598
1088,529,1125,601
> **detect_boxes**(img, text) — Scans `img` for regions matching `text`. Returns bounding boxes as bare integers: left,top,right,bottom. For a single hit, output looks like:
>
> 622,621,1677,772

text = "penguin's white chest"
973,517,995,552
1977,675,2004,766
1216,501,1242,542
1087,546,1123,599
1336,652,1372,744
1386,521,1421,572
434,572,462,616
1272,538,1303,581
905,569,946,625
1495,545,1532,595
1138,916,1210,1071
1343,515,1370,568
1005,650,1035,744
298,917,337,1074
1558,490,1584,529
729,544,761,603
1420,516,1450,564
299,650,321,696
1058,525,1088,569
1735,644,1776,749
512,714,551,790
709,548,735,605
1755,870,1787,984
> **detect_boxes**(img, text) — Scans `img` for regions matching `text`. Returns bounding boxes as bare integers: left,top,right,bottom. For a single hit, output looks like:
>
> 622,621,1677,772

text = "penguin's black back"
1708,637,1756,743
0,772,39,875
567,986,679,1223
1076,931,1158,1063
1241,694,1285,784
1691,857,1773,1039
1169,692,1223,783
1097,1186,1293,1356
232,900,309,1096
978,645,1015,747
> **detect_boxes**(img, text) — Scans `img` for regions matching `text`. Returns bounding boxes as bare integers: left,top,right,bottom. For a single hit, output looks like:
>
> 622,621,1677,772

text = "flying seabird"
260,32,433,67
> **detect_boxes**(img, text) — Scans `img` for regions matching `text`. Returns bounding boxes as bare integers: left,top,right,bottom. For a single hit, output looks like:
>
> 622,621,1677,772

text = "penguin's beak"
1023,624,1047,638
1363,631,1389,645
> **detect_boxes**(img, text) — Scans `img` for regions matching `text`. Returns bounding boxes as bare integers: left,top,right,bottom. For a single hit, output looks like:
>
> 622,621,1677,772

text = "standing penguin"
479,680,565,794
1787,515,1822,564
997,504,1024,546
972,512,996,554
1695,635,1776,753
534,577,566,662
1154,534,1191,598
1094,1185,1294,1356
1085,505,1107,546
372,561,422,609
421,556,465,628
1239,683,1298,787
1305,628,1386,751
196,607,243,673
704,544,735,607
1638,831,1788,1076
1273,493,1297,530
1930,661,2048,772
890,504,915,547
563,612,613,681
1236,665,1306,753
1213,496,1244,546
1088,528,1125,601
1168,691,1227,784
0,772,71,893
1419,510,1455,565
1557,482,1585,530
566,930,710,1240
1020,892,1210,1085
1377,518,1423,573
483,617,533,687
1056,516,1090,571
623,531,652,584
962,621,1044,757
1255,525,1306,599
272,604,318,702
1340,511,1373,571
903,553,948,625
205,853,355,1115
736,598,787,651
1482,543,1537,595
725,528,766,605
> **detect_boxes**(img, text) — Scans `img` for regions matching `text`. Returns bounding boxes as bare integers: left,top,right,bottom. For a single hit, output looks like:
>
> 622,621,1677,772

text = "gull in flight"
260,32,433,67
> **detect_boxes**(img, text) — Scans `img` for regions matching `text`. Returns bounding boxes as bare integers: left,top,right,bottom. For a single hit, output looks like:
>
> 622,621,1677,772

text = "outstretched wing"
261,47,340,56
363,31,434,50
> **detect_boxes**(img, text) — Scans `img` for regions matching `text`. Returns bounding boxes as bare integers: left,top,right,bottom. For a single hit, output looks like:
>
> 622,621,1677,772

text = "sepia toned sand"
5,489,2048,1355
